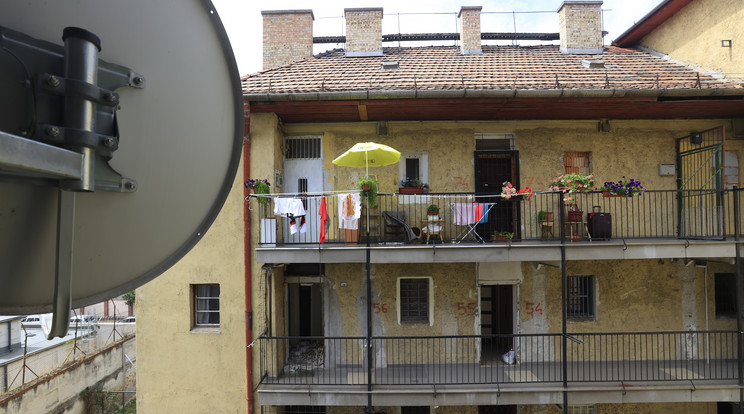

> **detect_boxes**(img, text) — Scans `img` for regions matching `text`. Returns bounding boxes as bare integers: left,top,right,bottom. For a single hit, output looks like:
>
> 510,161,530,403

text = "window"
399,278,431,324
193,284,220,327
475,133,515,150
564,151,591,175
398,152,428,185
567,276,595,320
284,136,321,159
715,273,737,318
567,405,597,414
401,407,430,414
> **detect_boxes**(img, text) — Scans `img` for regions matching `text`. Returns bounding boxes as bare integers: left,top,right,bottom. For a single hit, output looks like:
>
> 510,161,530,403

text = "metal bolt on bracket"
133,76,144,86
103,137,116,148
46,126,60,137
47,75,60,87
105,93,117,103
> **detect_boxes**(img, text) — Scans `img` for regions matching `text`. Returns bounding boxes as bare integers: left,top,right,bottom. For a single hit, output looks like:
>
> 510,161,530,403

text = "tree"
121,291,135,306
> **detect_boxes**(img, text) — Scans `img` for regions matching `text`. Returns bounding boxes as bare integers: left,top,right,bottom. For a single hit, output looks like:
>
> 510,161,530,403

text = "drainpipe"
243,101,254,414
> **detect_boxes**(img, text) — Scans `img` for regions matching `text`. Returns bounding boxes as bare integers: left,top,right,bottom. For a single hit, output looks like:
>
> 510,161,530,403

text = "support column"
559,193,568,414
733,187,743,413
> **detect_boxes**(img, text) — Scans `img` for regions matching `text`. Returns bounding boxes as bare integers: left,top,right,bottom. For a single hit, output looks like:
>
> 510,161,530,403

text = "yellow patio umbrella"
332,142,401,176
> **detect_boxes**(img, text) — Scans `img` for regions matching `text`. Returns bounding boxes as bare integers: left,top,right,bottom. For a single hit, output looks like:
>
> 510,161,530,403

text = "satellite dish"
0,0,243,337
40,313,54,339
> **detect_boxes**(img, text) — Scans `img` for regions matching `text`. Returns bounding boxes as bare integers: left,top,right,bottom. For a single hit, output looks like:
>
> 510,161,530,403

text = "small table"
422,219,443,244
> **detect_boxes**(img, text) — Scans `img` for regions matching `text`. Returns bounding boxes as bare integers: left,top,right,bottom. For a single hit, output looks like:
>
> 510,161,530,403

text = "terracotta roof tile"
242,45,743,95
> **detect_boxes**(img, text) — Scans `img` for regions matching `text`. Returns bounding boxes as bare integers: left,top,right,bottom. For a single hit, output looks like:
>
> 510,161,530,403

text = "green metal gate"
676,126,725,239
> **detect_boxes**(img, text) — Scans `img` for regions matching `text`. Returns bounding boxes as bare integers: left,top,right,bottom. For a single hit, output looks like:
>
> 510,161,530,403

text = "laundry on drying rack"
274,197,307,234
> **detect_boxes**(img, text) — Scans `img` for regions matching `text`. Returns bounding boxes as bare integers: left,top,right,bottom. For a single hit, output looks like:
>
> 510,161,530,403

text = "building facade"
138,1,744,413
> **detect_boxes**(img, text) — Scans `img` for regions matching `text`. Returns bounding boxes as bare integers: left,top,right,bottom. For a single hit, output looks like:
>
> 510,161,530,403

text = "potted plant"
493,230,514,243
427,204,440,220
245,178,271,206
599,177,645,197
399,177,427,194
358,176,378,208
537,210,553,222
548,173,594,222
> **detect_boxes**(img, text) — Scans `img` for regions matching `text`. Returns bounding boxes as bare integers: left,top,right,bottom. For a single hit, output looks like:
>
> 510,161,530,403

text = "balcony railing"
258,331,740,386
256,189,744,245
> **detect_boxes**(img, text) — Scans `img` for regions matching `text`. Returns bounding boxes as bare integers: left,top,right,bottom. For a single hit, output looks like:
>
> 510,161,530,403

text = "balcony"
257,331,742,406
255,189,744,264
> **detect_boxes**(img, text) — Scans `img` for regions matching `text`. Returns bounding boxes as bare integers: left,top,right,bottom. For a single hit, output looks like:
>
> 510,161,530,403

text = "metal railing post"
559,192,568,413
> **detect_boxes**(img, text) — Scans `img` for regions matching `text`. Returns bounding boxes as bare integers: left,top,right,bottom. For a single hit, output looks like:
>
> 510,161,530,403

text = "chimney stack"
344,8,383,57
557,1,603,54
458,6,483,55
262,10,314,70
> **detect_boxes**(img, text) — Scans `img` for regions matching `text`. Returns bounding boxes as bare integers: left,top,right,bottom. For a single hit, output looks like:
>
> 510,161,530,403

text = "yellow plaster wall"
136,156,247,414
522,402,717,413
284,119,736,195
637,0,744,80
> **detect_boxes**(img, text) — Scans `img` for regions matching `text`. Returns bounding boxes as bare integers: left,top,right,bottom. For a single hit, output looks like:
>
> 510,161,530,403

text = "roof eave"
244,87,744,103
613,0,694,47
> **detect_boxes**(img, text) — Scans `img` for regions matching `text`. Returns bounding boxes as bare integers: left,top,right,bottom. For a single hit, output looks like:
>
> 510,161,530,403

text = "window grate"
194,284,220,326
285,137,321,159
400,278,429,324
567,276,595,319
567,405,597,414
564,152,591,175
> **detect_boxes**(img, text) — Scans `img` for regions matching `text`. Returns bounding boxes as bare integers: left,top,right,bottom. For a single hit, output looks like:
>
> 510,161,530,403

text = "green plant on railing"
599,177,645,197
427,204,440,215
245,178,271,206
358,176,378,208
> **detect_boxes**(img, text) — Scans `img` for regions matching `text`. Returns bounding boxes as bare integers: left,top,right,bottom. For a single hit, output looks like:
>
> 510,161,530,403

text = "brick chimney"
262,10,314,70
344,8,383,57
557,1,603,54
458,6,482,55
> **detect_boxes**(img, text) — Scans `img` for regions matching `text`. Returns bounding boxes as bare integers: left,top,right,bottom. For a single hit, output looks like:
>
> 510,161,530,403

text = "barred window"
193,284,220,327
399,278,430,324
564,152,591,175
567,276,595,320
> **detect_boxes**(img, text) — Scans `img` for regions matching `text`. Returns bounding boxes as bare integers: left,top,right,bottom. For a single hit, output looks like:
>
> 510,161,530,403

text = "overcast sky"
212,0,661,76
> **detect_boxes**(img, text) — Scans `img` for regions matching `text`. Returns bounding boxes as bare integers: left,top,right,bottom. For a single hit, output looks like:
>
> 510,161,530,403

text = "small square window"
193,284,220,327
399,278,430,324
564,152,591,175
567,276,595,320
715,273,737,318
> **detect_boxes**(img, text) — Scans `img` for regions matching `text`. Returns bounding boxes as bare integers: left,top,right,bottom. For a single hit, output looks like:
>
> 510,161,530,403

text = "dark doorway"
288,283,322,337
474,151,519,239
480,285,514,361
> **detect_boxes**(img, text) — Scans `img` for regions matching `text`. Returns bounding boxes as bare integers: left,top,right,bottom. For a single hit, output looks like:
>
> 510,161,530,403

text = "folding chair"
383,211,420,243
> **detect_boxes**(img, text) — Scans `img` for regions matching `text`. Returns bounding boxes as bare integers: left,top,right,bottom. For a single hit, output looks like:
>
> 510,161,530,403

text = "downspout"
243,101,254,414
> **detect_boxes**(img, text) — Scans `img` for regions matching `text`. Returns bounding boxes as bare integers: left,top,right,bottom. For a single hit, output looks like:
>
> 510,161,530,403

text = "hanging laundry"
318,196,329,243
337,193,361,230
274,197,307,234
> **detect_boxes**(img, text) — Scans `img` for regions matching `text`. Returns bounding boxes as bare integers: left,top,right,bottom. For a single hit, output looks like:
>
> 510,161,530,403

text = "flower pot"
427,213,439,221
542,212,553,222
344,228,359,244
362,183,370,191
399,187,425,194
602,190,622,198
567,210,583,223
493,235,509,243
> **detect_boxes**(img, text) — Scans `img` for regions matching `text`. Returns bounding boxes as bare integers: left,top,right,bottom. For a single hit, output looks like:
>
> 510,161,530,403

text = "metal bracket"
621,381,627,395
